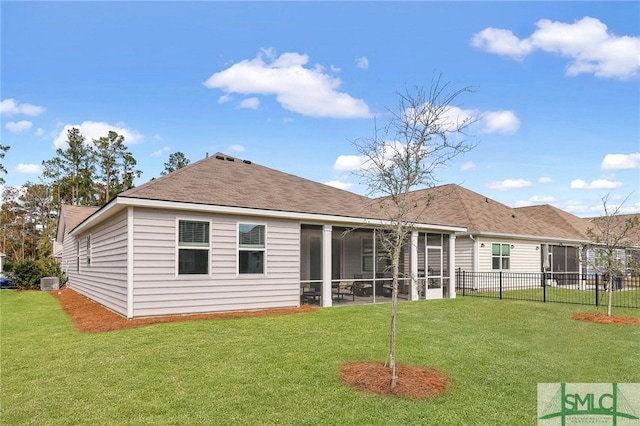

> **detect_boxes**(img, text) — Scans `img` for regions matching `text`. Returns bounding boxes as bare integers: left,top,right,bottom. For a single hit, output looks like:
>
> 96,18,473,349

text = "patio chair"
332,281,355,301
353,274,373,296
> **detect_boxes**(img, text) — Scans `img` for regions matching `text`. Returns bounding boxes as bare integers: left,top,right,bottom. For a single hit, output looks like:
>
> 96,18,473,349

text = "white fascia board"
457,231,589,245
70,196,466,235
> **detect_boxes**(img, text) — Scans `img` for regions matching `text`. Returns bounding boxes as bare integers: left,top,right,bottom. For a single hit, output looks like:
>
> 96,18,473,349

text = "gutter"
69,196,468,236
455,230,589,246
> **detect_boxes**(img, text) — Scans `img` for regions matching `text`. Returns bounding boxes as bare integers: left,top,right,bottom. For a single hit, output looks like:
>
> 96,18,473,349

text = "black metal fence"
455,270,640,309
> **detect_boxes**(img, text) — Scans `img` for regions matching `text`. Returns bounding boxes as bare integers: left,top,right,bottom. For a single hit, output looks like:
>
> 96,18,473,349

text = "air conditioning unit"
40,277,59,291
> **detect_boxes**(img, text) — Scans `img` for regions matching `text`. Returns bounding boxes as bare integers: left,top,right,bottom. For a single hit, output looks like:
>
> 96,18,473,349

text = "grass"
2,291,639,425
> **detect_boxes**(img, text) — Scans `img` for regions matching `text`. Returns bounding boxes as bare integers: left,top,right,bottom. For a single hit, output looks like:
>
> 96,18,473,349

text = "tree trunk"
388,262,400,388
607,276,613,316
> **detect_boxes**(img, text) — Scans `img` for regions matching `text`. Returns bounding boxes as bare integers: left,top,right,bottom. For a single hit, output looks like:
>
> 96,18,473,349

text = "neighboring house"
58,153,465,319
405,185,591,288
0,252,5,272
581,213,640,277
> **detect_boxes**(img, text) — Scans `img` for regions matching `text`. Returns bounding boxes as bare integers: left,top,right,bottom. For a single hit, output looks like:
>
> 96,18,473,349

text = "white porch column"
448,234,456,298
410,231,419,301
322,224,333,307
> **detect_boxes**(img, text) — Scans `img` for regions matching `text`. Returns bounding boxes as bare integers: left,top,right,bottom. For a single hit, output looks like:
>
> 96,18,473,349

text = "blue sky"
2,1,639,217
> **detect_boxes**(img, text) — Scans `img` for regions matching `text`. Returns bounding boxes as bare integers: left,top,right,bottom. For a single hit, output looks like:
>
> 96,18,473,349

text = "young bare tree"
355,76,477,387
586,194,640,316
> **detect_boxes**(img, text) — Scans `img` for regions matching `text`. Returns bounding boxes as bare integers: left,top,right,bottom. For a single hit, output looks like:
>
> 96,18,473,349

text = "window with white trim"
238,223,265,274
178,220,210,275
492,243,510,270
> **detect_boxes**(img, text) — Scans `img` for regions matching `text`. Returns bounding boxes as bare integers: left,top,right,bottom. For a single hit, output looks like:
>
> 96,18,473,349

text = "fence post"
460,268,465,297
595,273,599,307
543,272,547,303
499,271,503,300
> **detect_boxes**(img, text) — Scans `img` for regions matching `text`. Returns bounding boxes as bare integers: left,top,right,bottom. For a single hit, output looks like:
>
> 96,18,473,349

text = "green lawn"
473,286,640,308
2,291,639,425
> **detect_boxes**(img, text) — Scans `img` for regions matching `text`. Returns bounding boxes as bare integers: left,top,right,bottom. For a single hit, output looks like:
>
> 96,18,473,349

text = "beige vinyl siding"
61,232,78,280
477,238,542,273
67,211,129,316
131,208,300,318
454,237,474,272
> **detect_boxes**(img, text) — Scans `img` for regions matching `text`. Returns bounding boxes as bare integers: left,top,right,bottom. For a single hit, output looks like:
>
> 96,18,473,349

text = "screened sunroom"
299,224,455,307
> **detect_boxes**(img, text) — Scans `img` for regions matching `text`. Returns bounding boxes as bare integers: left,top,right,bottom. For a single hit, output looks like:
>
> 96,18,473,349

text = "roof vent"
243,159,252,165
226,156,235,162
215,155,225,160
511,214,516,218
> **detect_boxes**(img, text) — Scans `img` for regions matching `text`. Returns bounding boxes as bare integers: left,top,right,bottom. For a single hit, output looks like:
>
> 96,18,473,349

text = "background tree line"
0,127,190,270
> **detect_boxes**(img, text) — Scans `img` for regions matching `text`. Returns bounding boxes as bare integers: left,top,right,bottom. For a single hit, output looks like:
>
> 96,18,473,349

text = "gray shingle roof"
60,205,100,233
120,153,382,220
404,184,589,241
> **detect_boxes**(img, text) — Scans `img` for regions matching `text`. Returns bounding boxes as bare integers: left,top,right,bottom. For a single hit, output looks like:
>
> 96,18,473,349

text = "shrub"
11,258,45,290
39,257,67,286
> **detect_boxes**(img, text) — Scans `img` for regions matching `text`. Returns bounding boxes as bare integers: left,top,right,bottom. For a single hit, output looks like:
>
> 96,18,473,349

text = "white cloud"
460,161,476,171
530,195,558,202
480,110,520,134
538,177,553,184
238,97,260,110
0,99,46,116
514,195,558,208
53,121,144,149
228,144,245,153
218,94,233,104
333,155,364,172
429,106,520,135
5,120,32,133
34,128,44,136
471,28,534,60
570,178,624,190
325,180,353,190
151,146,171,157
472,16,640,80
355,56,369,70
601,152,640,171
204,48,373,118
15,163,42,174
487,178,533,191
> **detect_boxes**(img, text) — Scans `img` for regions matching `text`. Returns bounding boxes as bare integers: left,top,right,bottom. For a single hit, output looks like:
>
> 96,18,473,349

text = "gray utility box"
40,277,59,291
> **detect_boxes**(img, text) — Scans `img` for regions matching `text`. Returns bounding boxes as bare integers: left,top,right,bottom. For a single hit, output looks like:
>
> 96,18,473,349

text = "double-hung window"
178,220,210,275
239,223,265,274
492,243,510,270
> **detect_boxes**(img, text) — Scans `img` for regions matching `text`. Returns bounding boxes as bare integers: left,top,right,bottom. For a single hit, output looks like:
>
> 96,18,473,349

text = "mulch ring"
572,312,640,325
340,361,449,399
50,288,318,333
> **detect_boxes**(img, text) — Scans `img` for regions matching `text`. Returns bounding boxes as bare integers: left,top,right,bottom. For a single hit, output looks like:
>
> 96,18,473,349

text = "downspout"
469,234,478,273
